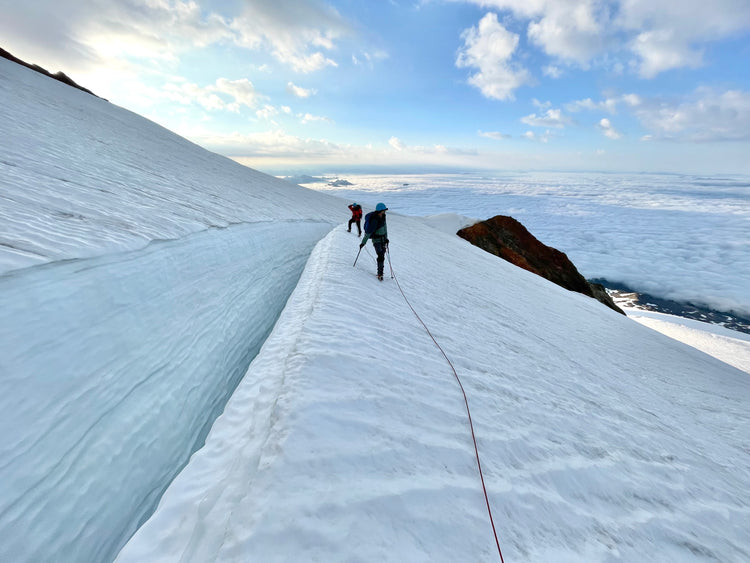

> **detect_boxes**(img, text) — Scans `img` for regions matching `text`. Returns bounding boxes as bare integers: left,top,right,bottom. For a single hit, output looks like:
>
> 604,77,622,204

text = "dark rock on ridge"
1,47,102,99
457,215,624,315
593,278,750,334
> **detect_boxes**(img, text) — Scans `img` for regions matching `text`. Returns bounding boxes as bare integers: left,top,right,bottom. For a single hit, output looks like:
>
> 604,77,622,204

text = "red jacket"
348,204,362,220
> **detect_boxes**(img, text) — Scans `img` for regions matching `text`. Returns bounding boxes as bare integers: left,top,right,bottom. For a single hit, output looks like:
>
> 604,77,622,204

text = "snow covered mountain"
2,57,749,562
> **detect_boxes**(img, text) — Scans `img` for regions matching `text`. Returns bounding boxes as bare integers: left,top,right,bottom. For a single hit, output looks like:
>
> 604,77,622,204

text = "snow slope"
0,57,342,274
0,57,343,562
625,309,750,376
119,216,750,562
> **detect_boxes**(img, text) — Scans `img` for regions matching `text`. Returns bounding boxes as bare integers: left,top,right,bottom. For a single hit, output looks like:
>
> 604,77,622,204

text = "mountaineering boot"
377,275,383,281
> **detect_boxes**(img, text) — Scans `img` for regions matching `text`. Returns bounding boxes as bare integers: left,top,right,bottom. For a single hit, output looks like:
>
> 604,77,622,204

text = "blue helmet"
376,202,388,211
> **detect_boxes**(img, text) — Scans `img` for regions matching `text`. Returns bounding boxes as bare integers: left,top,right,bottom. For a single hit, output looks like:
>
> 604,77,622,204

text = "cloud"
618,0,750,77
459,0,750,77
459,0,610,64
0,0,351,79
256,105,293,121
159,84,222,112
542,65,562,78
161,77,264,112
352,50,389,67
566,89,750,142
598,117,622,139
389,137,406,151
193,127,346,160
256,105,280,120
522,130,553,142
633,89,750,142
193,129,478,168
212,78,262,107
521,107,571,128
287,82,317,98
566,94,641,114
479,130,511,140
456,13,531,101
380,138,479,157
231,1,350,72
629,29,703,78
299,113,333,124
526,0,610,64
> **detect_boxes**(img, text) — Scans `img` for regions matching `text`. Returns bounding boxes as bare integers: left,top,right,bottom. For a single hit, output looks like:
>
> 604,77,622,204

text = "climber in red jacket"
347,203,363,236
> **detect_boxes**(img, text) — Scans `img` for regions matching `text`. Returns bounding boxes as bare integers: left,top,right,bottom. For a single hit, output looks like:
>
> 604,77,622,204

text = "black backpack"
363,211,378,234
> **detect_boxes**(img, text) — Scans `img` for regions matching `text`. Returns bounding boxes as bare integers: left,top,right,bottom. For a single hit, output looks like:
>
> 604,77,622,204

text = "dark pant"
373,241,386,277
348,218,361,234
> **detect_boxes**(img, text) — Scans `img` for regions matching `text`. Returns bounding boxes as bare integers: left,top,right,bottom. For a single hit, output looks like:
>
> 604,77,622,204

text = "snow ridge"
119,219,750,562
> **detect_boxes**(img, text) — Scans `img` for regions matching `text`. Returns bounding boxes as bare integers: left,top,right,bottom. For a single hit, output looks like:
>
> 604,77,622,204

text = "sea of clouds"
299,171,750,318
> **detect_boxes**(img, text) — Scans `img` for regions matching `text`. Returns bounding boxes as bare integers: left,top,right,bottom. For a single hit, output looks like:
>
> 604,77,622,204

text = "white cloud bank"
458,0,750,97
569,89,750,142
456,12,531,101
633,89,750,142
0,0,351,79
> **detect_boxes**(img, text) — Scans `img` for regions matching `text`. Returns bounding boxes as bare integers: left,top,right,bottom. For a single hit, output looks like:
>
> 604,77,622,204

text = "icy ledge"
0,220,331,563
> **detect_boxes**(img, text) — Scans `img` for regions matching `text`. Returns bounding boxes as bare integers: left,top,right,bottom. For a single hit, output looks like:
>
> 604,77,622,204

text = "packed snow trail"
385,246,505,562
0,221,331,563
118,216,750,562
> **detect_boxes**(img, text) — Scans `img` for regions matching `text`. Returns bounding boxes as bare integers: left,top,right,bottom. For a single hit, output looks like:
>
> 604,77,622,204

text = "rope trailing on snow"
384,247,506,563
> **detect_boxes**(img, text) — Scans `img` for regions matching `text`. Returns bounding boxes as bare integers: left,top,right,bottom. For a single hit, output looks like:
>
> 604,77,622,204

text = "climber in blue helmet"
360,203,389,281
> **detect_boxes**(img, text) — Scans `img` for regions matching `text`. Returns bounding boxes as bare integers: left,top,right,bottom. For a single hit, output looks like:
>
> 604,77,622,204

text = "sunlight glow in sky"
2,0,749,175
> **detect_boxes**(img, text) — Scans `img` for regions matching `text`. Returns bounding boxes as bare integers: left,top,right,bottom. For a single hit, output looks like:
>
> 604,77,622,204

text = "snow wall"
0,220,332,562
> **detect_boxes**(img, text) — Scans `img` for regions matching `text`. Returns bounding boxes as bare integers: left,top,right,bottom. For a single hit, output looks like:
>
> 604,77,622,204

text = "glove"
385,239,389,244
359,243,365,249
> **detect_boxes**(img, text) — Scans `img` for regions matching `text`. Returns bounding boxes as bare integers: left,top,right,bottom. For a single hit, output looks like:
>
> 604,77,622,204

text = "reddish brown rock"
458,215,624,314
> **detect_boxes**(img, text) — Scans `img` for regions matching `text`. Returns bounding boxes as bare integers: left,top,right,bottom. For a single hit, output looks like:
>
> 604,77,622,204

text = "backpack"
363,211,377,235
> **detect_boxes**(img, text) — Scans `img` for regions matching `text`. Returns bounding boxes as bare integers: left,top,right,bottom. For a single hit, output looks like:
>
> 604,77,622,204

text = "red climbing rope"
385,247,506,563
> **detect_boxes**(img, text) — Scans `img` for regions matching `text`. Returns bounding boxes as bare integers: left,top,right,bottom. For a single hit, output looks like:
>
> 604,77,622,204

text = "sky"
2,0,750,175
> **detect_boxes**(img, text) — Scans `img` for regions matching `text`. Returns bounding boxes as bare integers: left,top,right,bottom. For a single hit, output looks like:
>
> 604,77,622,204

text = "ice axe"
353,244,364,267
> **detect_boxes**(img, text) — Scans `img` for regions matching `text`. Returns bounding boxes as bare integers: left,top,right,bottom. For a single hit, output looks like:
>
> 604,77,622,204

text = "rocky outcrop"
1,47,101,98
457,215,624,315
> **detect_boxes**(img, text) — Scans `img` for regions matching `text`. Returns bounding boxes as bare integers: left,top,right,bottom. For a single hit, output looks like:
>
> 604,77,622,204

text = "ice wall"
0,221,331,562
